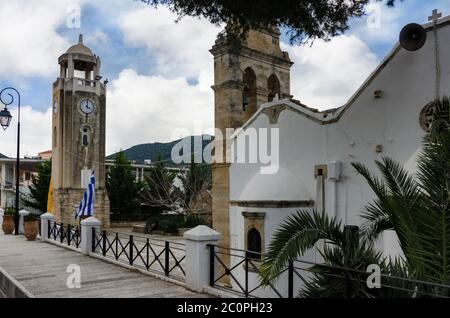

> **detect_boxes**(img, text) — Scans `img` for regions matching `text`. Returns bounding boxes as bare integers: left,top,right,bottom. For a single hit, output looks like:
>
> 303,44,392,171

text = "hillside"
107,135,213,166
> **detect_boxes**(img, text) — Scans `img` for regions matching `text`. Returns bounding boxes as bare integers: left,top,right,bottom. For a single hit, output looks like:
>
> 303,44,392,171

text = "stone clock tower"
51,35,110,227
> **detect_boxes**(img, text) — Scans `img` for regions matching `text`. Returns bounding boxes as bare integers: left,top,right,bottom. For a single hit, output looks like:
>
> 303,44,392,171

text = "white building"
226,15,450,296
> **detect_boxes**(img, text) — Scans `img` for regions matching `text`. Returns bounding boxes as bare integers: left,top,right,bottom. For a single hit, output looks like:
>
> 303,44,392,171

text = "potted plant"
2,207,15,235
24,213,39,241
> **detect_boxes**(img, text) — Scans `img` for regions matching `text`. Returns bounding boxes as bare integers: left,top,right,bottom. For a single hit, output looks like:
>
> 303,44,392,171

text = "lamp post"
0,87,21,235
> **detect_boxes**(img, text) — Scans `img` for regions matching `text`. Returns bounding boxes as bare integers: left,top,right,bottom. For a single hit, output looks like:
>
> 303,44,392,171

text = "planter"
2,215,15,235
24,220,39,241
177,227,193,236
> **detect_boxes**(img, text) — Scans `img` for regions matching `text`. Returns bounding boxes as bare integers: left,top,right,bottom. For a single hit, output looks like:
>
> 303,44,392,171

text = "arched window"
243,67,257,112
246,228,262,261
268,74,281,102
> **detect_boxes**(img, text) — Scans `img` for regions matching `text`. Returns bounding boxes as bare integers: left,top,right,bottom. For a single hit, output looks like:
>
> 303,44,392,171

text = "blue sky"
0,0,450,157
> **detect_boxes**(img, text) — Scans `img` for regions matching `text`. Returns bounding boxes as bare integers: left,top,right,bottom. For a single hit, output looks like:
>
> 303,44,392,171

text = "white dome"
239,166,312,201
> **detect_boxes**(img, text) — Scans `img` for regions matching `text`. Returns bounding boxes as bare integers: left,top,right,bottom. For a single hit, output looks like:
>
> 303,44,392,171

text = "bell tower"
210,27,293,251
52,35,110,227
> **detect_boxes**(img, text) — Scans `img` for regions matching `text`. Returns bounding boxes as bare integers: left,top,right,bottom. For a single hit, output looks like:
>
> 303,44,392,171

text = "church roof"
233,13,450,135
65,34,94,56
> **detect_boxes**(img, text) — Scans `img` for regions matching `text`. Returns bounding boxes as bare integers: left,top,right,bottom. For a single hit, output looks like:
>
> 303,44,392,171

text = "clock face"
79,99,95,115
53,100,58,114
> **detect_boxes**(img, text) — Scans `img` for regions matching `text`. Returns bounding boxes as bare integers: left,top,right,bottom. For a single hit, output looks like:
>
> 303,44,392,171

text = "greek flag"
75,172,95,219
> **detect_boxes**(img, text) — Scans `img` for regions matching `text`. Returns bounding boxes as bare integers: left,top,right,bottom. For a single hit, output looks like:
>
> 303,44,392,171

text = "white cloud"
282,35,378,109
350,0,406,45
0,0,87,78
0,106,52,157
106,69,214,155
119,6,220,79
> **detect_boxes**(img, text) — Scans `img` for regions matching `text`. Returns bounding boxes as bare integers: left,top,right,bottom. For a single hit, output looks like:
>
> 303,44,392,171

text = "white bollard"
80,217,101,255
18,209,31,235
39,213,55,242
183,225,221,293
0,208,4,226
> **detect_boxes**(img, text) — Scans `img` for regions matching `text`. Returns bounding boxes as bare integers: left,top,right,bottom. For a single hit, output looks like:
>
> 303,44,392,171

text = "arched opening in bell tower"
242,67,257,122
268,74,281,102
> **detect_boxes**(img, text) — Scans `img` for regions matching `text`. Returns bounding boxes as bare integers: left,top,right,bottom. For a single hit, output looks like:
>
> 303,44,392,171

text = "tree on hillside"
22,160,51,213
106,151,142,216
142,0,400,43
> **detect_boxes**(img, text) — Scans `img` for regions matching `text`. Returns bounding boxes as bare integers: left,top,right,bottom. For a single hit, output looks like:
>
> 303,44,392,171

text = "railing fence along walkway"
38,215,450,298
208,245,450,298
91,229,186,281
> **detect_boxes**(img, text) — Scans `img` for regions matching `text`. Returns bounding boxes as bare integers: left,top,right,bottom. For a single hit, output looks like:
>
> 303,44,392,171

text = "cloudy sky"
0,0,449,158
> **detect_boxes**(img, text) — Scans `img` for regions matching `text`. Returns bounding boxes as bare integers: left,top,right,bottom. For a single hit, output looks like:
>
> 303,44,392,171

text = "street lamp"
0,107,12,130
0,87,21,235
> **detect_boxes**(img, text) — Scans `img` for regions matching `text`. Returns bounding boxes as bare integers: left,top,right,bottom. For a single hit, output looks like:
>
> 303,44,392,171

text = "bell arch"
268,74,281,102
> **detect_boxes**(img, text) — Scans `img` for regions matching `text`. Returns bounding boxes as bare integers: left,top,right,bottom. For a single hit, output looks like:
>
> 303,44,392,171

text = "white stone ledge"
0,266,35,298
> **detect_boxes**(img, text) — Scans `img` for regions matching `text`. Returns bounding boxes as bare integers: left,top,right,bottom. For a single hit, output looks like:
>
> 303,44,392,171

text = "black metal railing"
47,221,82,248
209,245,294,298
92,229,186,281
208,245,450,298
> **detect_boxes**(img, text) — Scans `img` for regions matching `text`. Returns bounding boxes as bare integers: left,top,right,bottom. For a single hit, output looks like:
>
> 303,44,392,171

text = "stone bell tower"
210,27,293,251
51,35,110,227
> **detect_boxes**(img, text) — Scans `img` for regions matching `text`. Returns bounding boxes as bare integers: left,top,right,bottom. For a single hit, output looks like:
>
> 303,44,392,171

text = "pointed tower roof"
65,34,94,56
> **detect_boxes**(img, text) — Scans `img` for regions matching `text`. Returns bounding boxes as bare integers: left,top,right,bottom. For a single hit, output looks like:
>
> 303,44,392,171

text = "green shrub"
146,214,184,234
4,207,15,216
158,215,185,234
145,214,209,234
185,214,208,228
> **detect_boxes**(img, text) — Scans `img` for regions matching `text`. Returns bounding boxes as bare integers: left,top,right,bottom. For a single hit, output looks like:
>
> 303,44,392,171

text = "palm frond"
260,209,343,285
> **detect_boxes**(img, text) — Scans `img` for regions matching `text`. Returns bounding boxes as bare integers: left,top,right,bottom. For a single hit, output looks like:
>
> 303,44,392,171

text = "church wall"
228,22,450,287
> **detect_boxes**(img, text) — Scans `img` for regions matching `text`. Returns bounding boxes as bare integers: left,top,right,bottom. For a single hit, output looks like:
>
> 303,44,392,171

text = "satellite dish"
399,23,427,51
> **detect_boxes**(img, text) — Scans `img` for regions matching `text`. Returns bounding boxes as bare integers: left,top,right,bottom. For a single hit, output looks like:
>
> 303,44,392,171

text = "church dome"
65,34,94,56
238,166,312,201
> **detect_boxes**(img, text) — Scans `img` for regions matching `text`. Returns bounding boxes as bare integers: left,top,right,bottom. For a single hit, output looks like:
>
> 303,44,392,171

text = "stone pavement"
0,233,209,298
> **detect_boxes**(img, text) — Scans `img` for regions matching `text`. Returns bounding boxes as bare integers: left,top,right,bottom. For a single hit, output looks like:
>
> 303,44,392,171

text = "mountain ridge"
107,135,213,166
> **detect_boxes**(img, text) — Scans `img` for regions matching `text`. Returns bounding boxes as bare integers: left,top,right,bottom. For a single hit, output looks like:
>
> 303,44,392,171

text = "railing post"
209,245,215,287
129,235,134,266
165,241,170,276
18,209,30,235
60,223,64,243
288,260,294,299
115,233,119,260
80,217,101,255
102,230,107,256
67,224,71,246
183,226,221,293
39,213,54,242
92,228,96,252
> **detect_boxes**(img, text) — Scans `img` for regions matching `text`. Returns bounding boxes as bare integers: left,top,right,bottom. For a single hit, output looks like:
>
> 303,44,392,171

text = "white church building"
221,13,450,296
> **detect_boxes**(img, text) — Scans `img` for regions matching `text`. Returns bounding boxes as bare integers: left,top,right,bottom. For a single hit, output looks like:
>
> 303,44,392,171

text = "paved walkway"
0,234,208,298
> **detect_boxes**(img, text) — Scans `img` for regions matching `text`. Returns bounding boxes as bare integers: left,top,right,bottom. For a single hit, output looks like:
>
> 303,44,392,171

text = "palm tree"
260,98,450,297
351,97,450,295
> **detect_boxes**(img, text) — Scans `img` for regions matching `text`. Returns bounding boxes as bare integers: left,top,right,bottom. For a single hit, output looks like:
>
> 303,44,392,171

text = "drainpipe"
328,161,341,219
314,168,326,264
